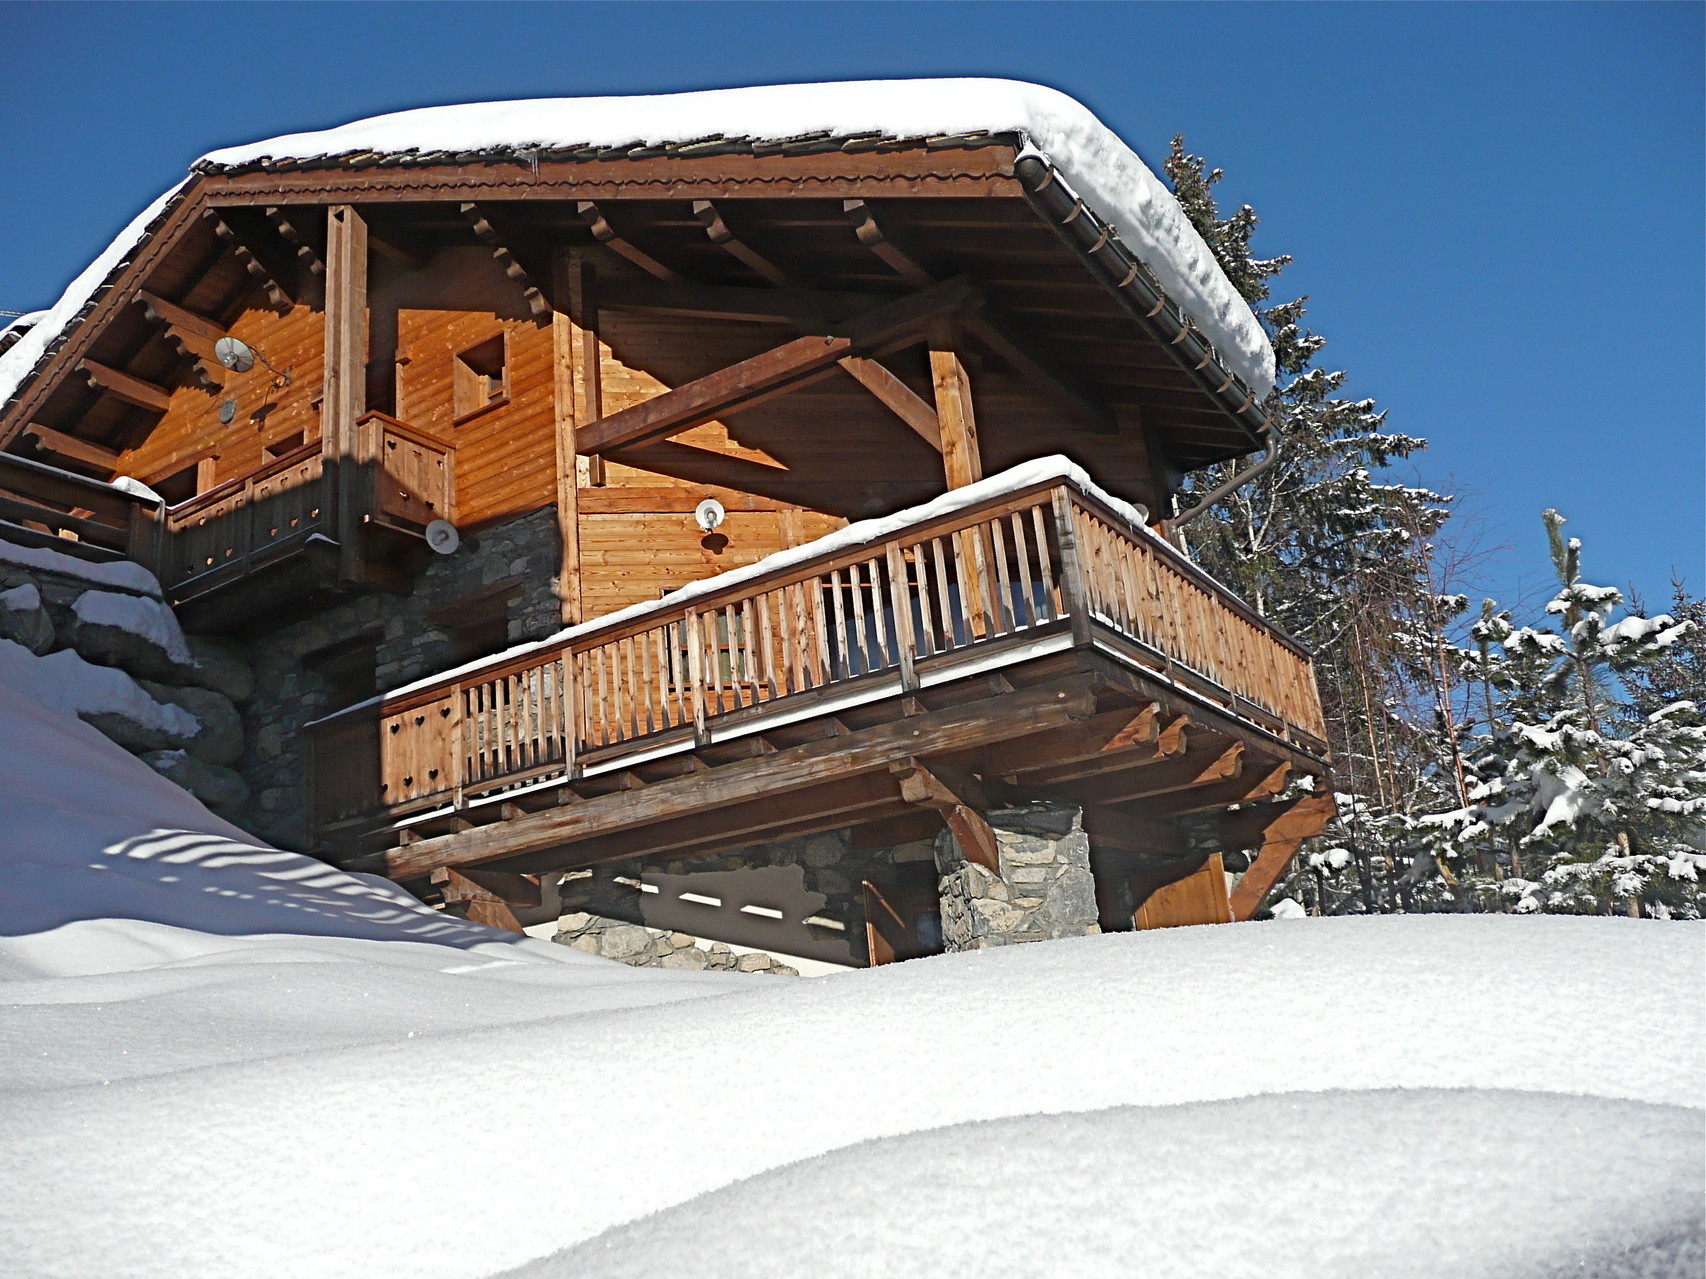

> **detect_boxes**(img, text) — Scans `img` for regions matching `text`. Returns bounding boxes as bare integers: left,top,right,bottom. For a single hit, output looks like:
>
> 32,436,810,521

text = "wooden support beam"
461,202,552,319
133,291,223,389
431,866,534,933
366,225,431,273
843,199,933,288
133,290,225,343
964,307,1117,435
692,200,798,287
550,251,586,625
578,277,975,455
18,424,119,473
596,278,863,327
1134,853,1232,929
891,757,999,872
1140,760,1290,820
78,360,170,413
204,210,293,310
1227,792,1335,920
929,345,983,489
1057,737,1243,807
264,207,326,276
612,440,822,507
385,677,1098,880
577,201,680,281
322,204,369,585
969,704,1163,778
836,355,941,450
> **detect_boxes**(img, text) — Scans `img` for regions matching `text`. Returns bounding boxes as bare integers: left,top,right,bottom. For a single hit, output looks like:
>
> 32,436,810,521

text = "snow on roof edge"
0,80,1273,418
0,182,188,415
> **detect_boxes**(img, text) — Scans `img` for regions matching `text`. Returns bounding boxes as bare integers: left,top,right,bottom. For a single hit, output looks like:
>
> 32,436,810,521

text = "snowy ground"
1,678,1701,1278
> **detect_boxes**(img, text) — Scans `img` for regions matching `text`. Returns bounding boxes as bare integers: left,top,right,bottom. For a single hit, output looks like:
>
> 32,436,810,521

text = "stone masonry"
935,800,1102,950
236,507,562,848
552,912,800,975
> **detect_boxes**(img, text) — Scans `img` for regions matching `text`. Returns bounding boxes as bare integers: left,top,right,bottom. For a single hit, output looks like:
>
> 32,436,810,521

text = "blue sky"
2,1,1699,614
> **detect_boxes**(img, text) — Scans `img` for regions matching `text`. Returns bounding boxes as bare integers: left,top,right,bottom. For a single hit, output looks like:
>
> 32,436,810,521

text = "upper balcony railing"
0,413,454,602
307,461,1328,837
161,412,452,598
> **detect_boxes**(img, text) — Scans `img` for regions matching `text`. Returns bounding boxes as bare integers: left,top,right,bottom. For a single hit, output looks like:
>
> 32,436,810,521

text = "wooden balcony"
308,464,1330,879
160,412,452,604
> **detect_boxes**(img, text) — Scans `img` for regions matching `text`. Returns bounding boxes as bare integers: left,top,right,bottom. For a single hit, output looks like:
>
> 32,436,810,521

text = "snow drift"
0,646,1700,1278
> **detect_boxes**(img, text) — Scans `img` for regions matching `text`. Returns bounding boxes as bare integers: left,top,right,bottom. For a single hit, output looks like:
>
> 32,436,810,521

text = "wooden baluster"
847,560,872,677
886,541,920,691
791,581,815,690
1030,505,1058,622
929,536,956,649
828,568,851,680
989,515,1014,635
1010,511,1036,628
862,559,888,670
756,591,778,701
685,608,708,743
1050,491,1092,648
910,542,936,658
709,609,726,716
809,578,831,688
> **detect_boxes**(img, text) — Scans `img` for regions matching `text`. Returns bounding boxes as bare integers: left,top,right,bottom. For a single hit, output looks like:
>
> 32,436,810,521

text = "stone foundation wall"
237,507,563,848
553,912,800,974
936,801,1101,950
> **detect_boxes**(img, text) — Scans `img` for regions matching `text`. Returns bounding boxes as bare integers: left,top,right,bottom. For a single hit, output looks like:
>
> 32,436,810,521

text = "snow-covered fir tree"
1164,138,1463,913
1422,513,1706,918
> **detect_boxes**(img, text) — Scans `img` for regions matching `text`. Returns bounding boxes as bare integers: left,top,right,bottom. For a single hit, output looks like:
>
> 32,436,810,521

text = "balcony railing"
308,463,1328,836
161,412,452,598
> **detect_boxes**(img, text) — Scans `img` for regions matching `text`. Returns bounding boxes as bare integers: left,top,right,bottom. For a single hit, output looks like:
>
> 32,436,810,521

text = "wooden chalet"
0,81,1333,964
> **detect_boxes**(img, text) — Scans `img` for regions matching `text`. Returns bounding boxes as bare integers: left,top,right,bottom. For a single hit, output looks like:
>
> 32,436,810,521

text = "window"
431,586,519,667
262,431,307,465
151,457,217,506
305,633,381,711
452,333,508,423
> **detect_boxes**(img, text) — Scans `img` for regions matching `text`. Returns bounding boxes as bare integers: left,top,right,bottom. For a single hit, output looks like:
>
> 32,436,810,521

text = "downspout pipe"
1166,423,1282,532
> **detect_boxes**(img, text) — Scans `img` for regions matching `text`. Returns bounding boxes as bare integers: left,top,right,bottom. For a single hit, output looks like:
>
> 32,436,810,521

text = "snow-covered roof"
0,79,1274,420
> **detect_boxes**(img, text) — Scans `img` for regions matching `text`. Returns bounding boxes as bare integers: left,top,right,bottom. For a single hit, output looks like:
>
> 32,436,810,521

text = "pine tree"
1164,138,1462,915
1428,513,1706,917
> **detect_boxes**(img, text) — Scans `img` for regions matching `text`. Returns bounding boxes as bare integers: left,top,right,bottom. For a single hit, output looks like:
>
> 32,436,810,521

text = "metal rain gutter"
1012,150,1272,458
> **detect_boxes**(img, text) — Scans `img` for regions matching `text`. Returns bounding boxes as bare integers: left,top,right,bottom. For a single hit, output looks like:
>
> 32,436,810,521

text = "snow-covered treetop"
0,79,1274,413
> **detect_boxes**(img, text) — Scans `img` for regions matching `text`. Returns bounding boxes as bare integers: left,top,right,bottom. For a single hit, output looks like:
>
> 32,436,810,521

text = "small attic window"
453,333,508,423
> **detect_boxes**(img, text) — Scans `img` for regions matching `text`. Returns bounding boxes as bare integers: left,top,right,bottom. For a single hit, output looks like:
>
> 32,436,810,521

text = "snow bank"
0,673,1699,1278
511,1091,1703,1279
0,638,198,738
2,80,1274,418
0,535,164,596
71,588,193,665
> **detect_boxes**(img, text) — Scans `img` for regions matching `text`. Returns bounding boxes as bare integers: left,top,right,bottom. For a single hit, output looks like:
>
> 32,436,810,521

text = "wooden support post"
1227,792,1335,920
928,346,982,490
550,252,585,624
431,866,539,934
1050,489,1093,648
892,757,999,872
565,255,604,487
1134,853,1233,929
322,204,369,585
